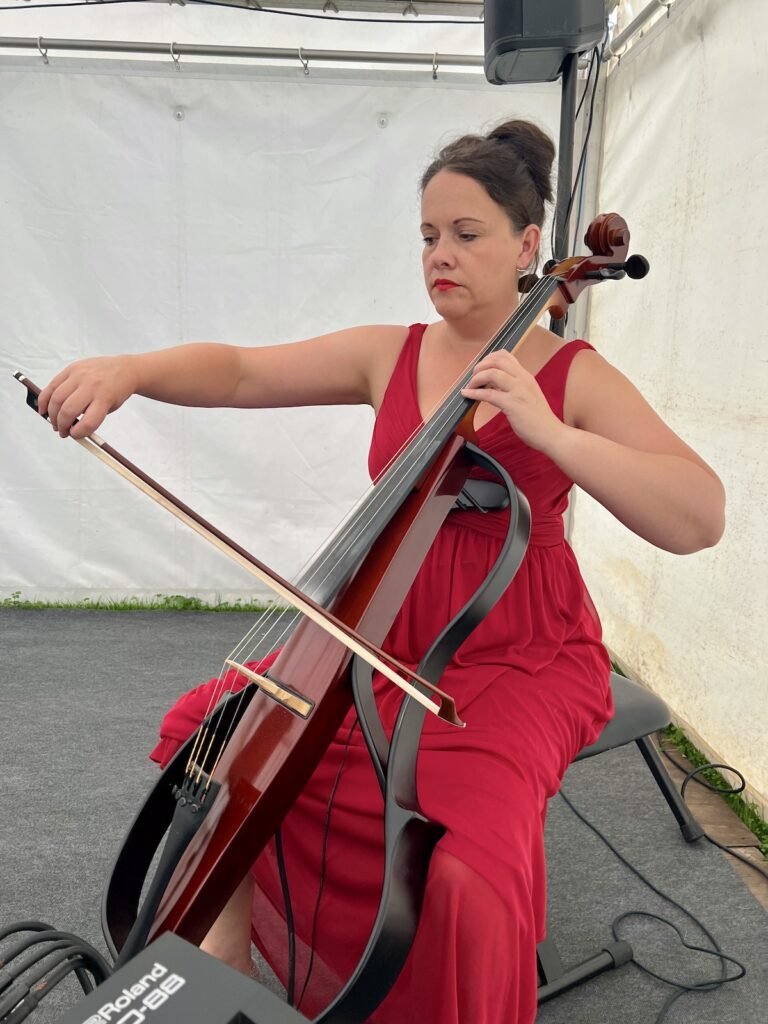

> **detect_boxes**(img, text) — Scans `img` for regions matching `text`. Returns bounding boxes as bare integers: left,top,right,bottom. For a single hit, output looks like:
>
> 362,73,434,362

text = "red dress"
150,324,613,1023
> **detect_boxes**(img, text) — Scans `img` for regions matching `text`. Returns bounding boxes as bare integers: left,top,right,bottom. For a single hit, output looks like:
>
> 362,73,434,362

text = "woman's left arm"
555,350,725,554
461,349,725,555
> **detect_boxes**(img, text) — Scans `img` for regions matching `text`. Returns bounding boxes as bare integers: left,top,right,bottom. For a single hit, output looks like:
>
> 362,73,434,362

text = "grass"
609,662,767,859
0,592,286,613
661,723,768,859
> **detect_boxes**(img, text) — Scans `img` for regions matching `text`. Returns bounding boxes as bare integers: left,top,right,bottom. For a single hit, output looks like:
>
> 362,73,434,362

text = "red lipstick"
434,279,459,291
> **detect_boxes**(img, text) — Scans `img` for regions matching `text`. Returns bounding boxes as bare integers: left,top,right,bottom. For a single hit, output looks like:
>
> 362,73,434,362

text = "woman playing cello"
38,119,725,1024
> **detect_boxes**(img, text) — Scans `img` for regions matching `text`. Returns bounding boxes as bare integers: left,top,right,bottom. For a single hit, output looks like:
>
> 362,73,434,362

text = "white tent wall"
3,2,764,812
0,51,560,602
571,0,767,811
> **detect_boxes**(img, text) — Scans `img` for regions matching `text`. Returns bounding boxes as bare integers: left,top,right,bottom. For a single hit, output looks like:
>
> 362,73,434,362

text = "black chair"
536,670,704,1003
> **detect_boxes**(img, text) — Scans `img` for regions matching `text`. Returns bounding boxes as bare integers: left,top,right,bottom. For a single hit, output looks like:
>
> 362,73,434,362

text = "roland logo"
80,962,186,1024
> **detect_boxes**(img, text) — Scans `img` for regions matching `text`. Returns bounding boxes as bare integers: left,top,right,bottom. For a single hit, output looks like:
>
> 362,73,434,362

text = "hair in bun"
420,119,555,266
486,120,555,211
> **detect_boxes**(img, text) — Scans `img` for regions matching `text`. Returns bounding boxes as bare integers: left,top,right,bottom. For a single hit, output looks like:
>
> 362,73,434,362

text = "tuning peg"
584,268,626,281
584,255,650,281
625,254,650,279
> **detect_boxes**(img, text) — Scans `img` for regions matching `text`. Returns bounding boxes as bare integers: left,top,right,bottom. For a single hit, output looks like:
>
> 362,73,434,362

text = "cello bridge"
225,660,314,718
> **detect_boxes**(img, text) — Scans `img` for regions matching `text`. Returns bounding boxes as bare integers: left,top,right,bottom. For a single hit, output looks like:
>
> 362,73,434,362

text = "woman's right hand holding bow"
38,355,139,440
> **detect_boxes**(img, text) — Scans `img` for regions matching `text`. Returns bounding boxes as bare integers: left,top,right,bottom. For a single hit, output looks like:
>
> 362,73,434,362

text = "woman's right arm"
39,325,408,439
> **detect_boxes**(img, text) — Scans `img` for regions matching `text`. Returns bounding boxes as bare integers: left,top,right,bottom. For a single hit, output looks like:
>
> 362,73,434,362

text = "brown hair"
420,119,555,270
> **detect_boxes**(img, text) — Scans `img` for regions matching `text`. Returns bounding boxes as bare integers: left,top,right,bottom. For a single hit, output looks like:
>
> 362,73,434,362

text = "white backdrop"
0,56,560,601
1,2,765,812
571,0,768,810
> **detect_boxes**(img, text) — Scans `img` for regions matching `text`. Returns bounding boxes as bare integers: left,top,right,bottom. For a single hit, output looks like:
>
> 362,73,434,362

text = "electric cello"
7,214,647,1023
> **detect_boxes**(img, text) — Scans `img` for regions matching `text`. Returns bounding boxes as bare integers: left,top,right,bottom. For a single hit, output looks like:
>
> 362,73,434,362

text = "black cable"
559,787,747,1023
274,827,297,1007
657,733,746,798
549,26,607,263
568,45,598,250
0,930,106,983
0,923,110,1019
575,45,598,122
700,831,768,879
613,911,745,1024
0,939,93,996
295,716,358,1013
0,941,109,1017
564,34,603,261
0,0,483,25
194,1,483,25
0,921,56,943
655,734,768,883
3,954,93,1024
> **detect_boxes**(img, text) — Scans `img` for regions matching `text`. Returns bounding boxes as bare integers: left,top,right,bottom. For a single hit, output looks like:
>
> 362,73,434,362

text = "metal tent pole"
0,36,483,70
550,50,578,338
605,0,675,60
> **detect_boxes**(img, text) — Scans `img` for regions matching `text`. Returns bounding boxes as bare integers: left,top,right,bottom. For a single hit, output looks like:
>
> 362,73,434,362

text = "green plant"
0,593,287,613
662,724,768,859
610,661,766,859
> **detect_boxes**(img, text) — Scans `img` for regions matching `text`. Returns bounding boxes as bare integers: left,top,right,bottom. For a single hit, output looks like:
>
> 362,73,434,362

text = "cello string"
242,275,553,646
186,277,554,766
184,277,555,767
228,276,554,659
186,278,556,765
196,281,547,684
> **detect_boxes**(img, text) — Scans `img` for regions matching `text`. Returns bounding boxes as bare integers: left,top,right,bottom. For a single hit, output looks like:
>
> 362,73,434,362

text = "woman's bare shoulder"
525,324,574,374
363,323,416,411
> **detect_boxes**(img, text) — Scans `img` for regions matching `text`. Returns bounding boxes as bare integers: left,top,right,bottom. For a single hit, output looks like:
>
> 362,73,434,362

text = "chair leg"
536,935,633,1003
537,935,564,985
635,735,704,842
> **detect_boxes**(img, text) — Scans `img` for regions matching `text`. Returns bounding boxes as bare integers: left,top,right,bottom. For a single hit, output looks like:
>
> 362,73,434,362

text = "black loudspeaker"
485,0,605,84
